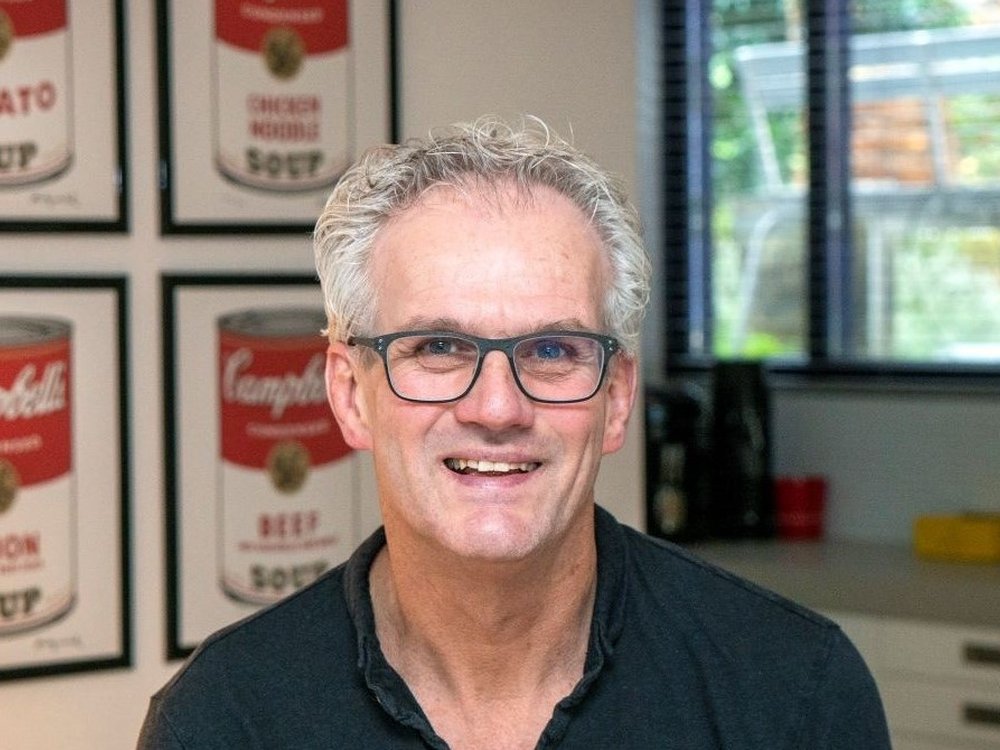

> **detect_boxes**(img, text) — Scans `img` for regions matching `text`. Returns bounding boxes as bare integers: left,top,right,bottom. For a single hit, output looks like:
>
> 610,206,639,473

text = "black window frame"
652,0,1000,386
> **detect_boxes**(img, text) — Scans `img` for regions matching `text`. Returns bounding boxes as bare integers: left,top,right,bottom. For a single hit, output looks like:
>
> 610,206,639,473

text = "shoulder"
139,529,402,748
621,524,837,634
176,565,351,683
612,521,858,678
614,525,888,743
156,526,387,705
146,567,357,735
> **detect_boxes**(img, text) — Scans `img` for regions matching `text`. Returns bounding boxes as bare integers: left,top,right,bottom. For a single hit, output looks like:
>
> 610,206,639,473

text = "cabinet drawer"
879,620,1000,685
830,612,1000,686
881,679,1000,747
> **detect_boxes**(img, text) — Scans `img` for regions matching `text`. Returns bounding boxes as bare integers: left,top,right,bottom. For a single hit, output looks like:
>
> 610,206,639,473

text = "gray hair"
313,115,651,355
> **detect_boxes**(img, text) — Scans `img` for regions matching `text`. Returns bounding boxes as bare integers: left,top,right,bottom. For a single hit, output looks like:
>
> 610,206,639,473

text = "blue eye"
411,336,477,363
424,338,456,356
533,340,568,360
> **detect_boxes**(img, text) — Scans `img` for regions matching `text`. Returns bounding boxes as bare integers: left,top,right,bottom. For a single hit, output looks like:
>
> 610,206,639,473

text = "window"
649,0,1000,374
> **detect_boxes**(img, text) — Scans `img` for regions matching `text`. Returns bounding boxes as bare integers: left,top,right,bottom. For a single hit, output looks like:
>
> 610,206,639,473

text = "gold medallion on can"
0,10,13,62
0,459,19,515
262,27,305,80
266,440,310,494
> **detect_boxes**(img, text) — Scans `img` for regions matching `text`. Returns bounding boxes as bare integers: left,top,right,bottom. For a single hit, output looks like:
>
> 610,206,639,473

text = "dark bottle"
708,360,774,538
644,383,707,542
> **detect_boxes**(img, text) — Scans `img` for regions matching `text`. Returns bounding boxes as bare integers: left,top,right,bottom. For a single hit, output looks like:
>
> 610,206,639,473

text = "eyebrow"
393,317,596,335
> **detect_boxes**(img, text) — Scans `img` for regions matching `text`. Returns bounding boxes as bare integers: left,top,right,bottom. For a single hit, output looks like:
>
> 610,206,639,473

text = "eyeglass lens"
384,334,606,402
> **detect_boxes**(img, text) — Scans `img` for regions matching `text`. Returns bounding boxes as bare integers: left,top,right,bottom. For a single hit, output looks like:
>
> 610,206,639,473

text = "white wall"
774,385,1000,544
0,2,641,748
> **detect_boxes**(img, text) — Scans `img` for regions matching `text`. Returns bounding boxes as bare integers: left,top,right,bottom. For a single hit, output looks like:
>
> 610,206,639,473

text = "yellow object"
914,514,1000,563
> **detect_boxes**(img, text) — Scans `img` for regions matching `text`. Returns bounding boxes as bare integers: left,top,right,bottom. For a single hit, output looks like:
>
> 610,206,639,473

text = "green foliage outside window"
709,0,1000,362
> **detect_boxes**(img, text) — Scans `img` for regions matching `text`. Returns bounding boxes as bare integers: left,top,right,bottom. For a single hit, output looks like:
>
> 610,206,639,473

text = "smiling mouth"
444,458,540,476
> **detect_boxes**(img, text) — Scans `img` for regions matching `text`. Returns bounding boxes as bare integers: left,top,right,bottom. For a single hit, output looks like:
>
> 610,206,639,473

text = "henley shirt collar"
342,505,628,748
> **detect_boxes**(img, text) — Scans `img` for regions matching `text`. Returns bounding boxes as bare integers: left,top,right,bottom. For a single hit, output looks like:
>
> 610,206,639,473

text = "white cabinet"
832,612,1000,750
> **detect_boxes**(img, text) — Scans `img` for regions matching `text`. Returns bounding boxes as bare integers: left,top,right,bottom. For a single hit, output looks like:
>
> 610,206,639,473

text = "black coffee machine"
644,360,774,542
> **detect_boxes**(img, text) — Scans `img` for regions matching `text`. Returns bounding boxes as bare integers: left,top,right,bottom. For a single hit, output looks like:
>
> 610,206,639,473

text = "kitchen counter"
686,539,1000,628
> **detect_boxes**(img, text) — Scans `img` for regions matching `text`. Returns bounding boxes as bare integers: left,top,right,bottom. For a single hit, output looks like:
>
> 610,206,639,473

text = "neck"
370,521,598,700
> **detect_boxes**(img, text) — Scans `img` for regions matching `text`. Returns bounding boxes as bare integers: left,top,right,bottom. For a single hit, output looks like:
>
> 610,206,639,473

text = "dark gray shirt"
138,506,891,749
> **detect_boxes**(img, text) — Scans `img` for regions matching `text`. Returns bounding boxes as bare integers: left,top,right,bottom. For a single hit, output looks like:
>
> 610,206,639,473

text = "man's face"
329,184,636,562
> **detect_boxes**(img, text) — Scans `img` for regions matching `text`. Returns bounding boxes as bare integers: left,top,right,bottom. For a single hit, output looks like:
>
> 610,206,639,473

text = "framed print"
156,1,395,234
0,276,131,681
0,1,128,232
163,274,361,658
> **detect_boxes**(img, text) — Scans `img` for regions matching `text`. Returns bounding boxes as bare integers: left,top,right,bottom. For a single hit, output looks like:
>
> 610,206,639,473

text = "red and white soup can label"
0,0,73,186
213,0,352,192
0,317,75,635
218,307,352,605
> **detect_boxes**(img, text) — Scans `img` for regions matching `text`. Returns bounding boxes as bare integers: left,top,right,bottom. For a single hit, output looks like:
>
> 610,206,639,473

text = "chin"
445,515,545,562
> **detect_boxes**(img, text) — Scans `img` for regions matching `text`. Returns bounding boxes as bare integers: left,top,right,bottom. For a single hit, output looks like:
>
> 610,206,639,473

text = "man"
139,117,890,749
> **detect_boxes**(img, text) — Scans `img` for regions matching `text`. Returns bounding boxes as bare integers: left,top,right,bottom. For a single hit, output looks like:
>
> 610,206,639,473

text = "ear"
326,341,374,451
601,353,638,455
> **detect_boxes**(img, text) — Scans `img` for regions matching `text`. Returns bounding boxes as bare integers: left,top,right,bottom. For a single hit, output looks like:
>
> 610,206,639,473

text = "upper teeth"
446,459,536,473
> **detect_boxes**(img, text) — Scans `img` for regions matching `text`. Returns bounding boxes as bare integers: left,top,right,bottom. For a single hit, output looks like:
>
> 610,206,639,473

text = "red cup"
775,476,827,540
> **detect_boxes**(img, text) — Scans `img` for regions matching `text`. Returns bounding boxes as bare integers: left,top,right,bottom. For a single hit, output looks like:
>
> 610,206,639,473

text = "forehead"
369,183,609,333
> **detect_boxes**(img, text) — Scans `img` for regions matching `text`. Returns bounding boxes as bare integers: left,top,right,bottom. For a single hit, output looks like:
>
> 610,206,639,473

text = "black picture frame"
0,1,129,233
0,276,131,681
162,273,362,658
156,1,396,235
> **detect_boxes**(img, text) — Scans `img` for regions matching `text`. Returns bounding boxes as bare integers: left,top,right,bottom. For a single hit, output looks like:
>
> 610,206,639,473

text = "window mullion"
660,0,712,367
806,0,853,361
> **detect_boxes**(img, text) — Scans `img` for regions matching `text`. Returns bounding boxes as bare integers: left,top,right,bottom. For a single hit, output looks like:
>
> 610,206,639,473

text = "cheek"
549,407,610,462
368,398,440,466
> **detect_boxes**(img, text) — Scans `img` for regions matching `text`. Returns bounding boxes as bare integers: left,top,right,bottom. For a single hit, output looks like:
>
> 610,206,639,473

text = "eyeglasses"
347,330,620,404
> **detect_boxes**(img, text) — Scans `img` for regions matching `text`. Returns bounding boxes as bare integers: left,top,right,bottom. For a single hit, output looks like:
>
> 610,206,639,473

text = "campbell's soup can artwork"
218,308,353,605
213,0,352,191
0,0,73,186
0,317,75,634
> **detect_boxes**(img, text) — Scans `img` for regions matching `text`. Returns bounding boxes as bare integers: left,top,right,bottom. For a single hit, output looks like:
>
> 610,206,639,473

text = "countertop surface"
686,538,1000,629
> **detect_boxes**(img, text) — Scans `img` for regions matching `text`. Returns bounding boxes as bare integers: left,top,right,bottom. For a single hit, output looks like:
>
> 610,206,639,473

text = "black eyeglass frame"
347,329,621,404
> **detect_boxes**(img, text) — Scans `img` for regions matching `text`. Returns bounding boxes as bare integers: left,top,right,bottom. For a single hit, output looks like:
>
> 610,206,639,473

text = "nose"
452,350,534,429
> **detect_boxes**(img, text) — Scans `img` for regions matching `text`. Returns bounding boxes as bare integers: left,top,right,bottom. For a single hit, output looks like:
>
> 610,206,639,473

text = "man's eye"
422,338,458,355
533,340,570,360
